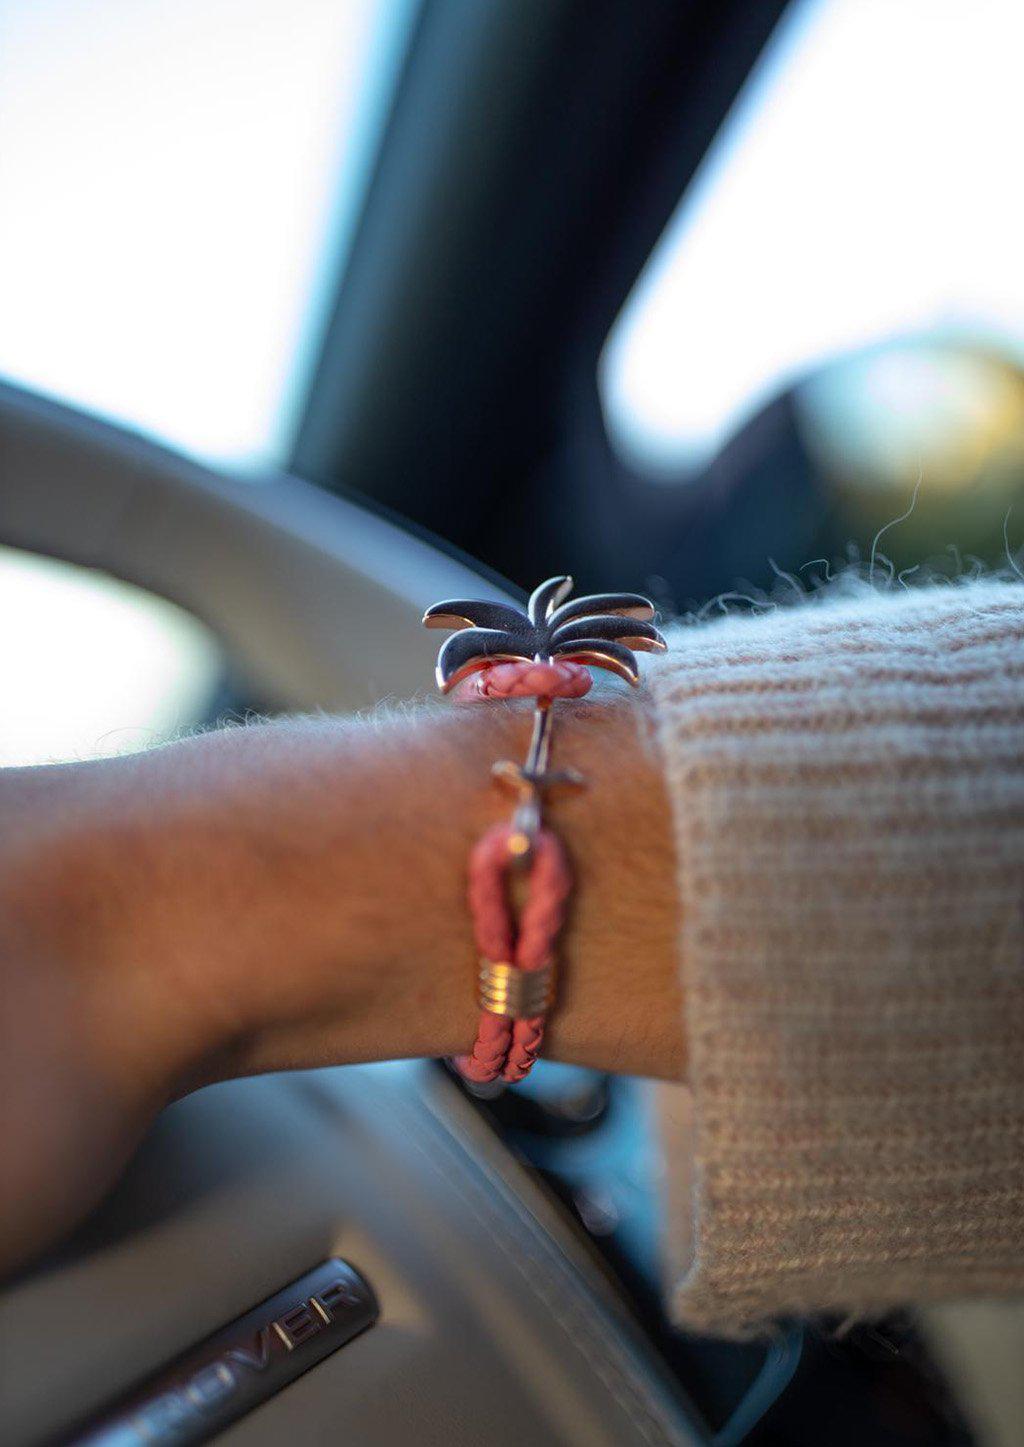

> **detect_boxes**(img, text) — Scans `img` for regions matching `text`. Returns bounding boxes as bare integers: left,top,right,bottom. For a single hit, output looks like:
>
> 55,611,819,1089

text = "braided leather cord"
456,823,573,1084
453,658,584,1085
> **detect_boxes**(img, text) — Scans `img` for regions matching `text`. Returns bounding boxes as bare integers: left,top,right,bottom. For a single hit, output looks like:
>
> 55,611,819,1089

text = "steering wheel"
0,383,705,1447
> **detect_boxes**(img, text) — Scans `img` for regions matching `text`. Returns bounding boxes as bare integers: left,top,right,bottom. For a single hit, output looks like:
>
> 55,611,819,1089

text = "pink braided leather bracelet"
424,576,666,1085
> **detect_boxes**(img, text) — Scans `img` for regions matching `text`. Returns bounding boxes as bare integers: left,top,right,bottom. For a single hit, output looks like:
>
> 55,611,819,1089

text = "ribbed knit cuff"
648,582,1024,1336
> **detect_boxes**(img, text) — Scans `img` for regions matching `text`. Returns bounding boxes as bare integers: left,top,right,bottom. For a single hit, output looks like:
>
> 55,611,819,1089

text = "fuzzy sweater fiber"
648,581,1024,1335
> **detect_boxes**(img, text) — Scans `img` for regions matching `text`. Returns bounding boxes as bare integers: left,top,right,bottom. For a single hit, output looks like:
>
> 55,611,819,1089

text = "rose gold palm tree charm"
422,575,666,1085
423,574,666,852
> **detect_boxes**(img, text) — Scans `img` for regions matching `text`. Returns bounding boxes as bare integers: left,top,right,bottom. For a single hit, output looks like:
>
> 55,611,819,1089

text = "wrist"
159,693,683,1085
2,692,683,1099
158,695,683,1085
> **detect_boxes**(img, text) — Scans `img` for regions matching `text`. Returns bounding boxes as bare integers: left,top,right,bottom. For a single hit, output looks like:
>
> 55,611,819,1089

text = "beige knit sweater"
648,580,1024,1336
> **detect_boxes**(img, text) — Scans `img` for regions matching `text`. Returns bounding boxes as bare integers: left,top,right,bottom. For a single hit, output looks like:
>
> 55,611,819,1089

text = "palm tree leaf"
422,598,528,633
528,575,574,624
550,636,641,685
547,592,655,630
436,628,530,692
550,616,666,651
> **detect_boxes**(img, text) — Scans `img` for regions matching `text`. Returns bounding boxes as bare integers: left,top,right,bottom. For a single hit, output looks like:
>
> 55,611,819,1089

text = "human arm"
2,578,1023,1339
0,691,681,1273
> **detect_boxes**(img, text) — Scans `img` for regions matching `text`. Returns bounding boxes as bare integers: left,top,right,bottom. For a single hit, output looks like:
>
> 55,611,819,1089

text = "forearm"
0,694,683,1105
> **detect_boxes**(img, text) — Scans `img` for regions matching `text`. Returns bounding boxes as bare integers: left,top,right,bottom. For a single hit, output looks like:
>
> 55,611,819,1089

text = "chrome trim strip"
65,1259,377,1446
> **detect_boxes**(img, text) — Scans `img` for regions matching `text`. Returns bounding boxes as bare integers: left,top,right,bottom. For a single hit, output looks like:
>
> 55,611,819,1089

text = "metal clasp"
491,698,585,860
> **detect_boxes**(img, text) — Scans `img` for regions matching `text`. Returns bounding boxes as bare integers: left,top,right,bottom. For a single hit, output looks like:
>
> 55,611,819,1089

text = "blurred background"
3,0,1024,763
3,6,1023,1442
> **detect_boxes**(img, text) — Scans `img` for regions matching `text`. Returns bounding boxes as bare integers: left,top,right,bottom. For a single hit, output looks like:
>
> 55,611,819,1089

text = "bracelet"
423,575,666,1084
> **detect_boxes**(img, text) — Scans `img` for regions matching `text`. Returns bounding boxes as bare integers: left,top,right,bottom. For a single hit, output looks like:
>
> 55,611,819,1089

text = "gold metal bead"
478,960,555,1019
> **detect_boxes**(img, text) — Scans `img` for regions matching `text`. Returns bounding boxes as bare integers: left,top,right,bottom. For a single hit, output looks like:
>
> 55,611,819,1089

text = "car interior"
1,1,1023,1444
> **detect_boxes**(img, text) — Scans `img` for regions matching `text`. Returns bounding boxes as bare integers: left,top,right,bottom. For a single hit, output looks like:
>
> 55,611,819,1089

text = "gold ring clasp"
478,960,555,1018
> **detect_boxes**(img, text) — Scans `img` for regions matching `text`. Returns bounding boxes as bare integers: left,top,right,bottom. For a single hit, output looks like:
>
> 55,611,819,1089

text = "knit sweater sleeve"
646,581,1024,1336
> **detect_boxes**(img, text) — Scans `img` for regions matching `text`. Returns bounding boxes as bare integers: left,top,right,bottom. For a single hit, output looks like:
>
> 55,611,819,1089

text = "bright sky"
0,0,409,469
0,0,414,759
600,0,1024,476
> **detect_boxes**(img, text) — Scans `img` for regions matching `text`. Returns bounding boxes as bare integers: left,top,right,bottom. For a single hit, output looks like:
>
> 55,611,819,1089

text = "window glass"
0,0,413,470
0,547,222,765
600,0,1024,479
